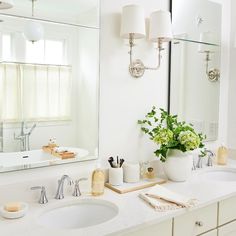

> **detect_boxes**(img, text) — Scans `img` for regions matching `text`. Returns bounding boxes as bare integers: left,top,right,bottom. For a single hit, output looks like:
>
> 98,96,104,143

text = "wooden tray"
105,178,167,194
42,146,76,159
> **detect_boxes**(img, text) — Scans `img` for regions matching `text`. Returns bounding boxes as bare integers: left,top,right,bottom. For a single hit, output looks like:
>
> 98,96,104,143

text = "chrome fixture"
196,155,203,168
120,5,173,78
14,121,36,151
72,178,88,197
198,31,220,82
192,158,197,170
205,149,214,167
55,175,74,200
24,0,44,43
31,186,48,204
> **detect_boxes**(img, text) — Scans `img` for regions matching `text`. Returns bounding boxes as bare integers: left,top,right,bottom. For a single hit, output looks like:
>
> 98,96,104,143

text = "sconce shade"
24,21,44,43
198,31,217,53
0,0,14,9
149,10,173,42
120,5,146,39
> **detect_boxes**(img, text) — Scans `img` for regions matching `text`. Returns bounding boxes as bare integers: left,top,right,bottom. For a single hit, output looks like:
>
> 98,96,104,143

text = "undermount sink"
38,199,118,230
200,168,236,182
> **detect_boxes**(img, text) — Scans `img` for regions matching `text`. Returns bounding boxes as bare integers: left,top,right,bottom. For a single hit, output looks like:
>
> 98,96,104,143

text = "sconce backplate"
129,59,145,78
208,68,220,82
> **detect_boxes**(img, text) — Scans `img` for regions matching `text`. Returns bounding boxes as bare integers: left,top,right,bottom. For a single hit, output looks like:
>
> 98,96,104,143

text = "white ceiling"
0,0,99,27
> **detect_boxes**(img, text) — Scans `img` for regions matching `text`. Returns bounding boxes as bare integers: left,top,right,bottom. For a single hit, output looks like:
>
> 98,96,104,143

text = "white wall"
99,0,170,163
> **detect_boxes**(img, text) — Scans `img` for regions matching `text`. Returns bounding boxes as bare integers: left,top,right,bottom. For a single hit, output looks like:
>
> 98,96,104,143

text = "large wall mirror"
169,0,221,142
0,0,100,172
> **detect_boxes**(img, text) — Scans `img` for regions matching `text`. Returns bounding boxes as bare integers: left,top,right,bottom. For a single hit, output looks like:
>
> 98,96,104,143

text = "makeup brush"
119,158,125,167
108,156,114,168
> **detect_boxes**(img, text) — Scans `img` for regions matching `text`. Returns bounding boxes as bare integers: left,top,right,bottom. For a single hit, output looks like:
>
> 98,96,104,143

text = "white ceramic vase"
163,149,193,182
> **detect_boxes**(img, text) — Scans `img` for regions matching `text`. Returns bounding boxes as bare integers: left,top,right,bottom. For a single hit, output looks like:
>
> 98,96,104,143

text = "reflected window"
2,34,11,61
26,39,65,64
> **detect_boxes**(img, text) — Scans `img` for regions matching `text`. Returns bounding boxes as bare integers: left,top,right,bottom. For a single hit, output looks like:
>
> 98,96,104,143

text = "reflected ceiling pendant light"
24,0,44,43
0,0,14,9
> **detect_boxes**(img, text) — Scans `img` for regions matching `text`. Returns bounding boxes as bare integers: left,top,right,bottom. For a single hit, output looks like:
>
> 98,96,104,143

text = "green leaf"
141,127,149,134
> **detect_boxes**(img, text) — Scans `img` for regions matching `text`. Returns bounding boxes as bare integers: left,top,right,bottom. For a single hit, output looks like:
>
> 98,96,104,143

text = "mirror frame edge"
167,0,172,114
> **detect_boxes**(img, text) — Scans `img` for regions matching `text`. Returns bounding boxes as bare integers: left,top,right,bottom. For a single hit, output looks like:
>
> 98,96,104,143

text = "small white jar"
123,163,140,183
109,168,123,186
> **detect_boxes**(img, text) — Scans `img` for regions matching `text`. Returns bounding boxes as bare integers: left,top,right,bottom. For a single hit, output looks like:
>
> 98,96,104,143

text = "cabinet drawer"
115,219,172,236
219,196,236,225
173,203,217,236
218,220,236,236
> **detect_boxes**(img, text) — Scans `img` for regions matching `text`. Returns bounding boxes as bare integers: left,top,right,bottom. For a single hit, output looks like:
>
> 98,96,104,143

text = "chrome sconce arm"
198,32,220,82
204,51,220,82
128,38,164,78
121,6,172,79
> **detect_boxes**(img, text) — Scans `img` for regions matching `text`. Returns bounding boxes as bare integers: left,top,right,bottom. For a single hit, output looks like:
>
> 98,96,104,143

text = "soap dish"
0,202,29,219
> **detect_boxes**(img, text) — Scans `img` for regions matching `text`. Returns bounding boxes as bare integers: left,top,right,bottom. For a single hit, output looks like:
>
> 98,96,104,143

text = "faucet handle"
73,178,88,197
31,186,48,204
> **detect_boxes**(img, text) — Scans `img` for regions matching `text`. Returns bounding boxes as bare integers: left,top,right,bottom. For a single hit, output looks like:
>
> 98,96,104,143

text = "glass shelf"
173,37,220,47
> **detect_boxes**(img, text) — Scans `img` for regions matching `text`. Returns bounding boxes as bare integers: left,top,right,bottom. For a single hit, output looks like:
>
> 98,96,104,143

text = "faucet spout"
205,149,215,166
55,175,73,200
27,123,36,135
14,121,36,151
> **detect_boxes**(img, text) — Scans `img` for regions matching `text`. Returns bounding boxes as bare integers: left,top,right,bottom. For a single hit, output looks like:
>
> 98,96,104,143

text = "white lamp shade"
198,32,217,53
120,5,146,39
24,21,44,43
0,0,14,9
149,10,173,42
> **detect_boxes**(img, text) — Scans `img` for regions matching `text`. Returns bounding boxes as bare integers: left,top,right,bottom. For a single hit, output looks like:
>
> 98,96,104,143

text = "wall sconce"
120,5,173,78
198,32,220,82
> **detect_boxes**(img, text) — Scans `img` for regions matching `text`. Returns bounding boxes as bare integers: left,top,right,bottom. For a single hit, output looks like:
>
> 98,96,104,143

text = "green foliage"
138,107,206,162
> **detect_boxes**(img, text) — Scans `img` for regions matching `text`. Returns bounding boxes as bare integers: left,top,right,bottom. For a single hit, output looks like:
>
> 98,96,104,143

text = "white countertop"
2,163,236,236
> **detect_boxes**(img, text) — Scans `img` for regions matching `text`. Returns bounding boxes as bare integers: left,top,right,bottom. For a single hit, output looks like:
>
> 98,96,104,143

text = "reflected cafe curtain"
0,63,72,122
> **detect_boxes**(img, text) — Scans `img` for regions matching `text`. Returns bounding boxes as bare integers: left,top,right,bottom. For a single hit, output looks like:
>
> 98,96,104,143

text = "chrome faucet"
14,121,36,151
55,175,74,199
206,149,214,166
31,186,48,204
72,178,88,197
196,155,203,168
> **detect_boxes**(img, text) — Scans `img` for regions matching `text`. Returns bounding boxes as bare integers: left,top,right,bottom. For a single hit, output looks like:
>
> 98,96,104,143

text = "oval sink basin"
200,169,236,182
38,199,118,230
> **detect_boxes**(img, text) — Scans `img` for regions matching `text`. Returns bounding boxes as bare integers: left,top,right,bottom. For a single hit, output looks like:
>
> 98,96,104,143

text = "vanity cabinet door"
219,196,236,225
218,221,236,236
173,203,217,236
116,219,172,236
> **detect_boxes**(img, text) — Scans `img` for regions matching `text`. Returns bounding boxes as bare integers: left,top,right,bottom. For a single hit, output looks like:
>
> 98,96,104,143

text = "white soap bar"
4,202,21,212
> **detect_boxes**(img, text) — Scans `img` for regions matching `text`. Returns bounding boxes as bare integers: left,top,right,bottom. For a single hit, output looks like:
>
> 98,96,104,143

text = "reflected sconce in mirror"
120,5,173,78
24,0,44,43
198,32,220,82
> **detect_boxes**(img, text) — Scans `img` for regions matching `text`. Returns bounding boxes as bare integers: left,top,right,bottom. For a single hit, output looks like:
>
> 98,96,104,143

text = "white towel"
139,185,197,212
